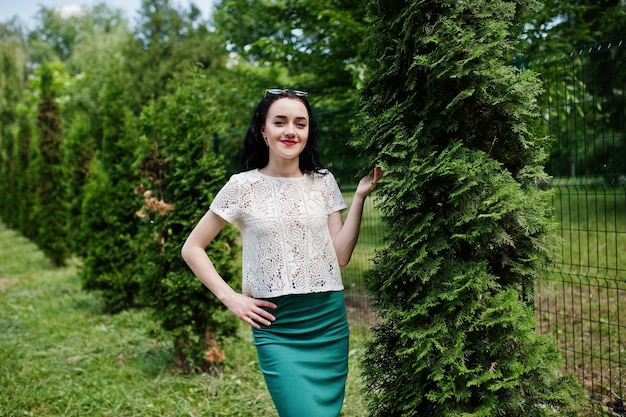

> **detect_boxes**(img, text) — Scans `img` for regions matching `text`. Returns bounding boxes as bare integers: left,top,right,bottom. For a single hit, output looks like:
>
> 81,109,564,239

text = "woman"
181,88,381,416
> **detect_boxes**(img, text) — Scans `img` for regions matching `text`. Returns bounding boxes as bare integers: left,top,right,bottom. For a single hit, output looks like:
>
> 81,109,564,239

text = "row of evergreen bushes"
0,58,277,370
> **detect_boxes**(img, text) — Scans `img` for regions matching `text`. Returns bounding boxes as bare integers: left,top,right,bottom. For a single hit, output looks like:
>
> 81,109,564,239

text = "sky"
0,0,215,29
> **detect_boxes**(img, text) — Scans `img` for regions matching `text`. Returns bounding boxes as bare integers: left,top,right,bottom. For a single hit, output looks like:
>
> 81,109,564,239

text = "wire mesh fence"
529,39,626,415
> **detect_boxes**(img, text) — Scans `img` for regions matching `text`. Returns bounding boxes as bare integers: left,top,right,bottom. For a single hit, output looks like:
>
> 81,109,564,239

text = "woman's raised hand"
355,167,383,198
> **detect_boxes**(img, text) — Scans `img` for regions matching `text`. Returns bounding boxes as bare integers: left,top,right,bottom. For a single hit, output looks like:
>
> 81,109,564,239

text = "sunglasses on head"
264,89,308,98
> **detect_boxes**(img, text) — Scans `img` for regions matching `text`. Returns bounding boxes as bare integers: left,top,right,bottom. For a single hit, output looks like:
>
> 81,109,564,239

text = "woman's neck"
260,160,303,178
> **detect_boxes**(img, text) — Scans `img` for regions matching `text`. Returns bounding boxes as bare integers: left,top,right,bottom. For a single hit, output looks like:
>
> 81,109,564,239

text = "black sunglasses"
264,89,308,98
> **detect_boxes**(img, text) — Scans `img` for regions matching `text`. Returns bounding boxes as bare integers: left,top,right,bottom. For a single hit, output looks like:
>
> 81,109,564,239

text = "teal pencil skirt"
252,291,350,417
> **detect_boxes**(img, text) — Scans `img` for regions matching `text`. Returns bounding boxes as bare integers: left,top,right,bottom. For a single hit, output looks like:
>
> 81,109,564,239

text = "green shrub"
61,110,98,257
134,69,245,372
80,155,143,312
0,35,26,230
79,60,143,312
31,63,70,266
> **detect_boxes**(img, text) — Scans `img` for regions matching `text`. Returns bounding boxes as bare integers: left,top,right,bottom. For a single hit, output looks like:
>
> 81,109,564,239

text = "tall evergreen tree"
62,22,133,256
127,0,224,109
134,69,245,372
32,63,70,266
352,1,587,416
79,57,142,312
0,20,26,228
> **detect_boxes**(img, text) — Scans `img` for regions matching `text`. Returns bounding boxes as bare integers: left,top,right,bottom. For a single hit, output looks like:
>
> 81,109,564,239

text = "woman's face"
261,97,309,164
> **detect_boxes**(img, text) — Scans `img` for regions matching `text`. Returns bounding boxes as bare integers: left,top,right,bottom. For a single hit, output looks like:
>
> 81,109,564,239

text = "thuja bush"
80,61,143,313
12,108,37,239
61,111,97,257
1,107,35,236
31,63,70,266
0,36,25,229
352,1,587,416
134,70,245,372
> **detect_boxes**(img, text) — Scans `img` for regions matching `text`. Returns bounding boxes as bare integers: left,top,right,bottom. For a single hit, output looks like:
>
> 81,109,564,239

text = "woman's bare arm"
181,210,276,328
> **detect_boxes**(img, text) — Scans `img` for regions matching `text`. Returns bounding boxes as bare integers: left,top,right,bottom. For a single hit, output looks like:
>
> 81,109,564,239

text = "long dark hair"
240,90,324,173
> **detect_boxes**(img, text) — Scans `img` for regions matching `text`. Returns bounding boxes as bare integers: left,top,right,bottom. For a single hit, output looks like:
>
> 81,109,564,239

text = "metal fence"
344,38,626,415
529,39,626,415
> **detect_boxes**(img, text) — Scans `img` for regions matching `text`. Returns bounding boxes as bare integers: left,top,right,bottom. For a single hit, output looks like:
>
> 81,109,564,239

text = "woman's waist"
252,290,349,344
244,274,344,299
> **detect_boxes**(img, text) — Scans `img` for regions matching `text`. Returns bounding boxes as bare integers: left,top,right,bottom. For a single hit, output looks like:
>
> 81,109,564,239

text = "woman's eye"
273,121,284,126
297,123,306,128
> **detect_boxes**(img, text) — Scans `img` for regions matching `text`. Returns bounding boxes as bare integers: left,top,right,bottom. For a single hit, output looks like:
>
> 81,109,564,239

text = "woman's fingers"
246,312,273,328
257,299,278,310
368,167,383,191
224,294,277,328
241,298,277,328
371,166,383,183
254,302,276,323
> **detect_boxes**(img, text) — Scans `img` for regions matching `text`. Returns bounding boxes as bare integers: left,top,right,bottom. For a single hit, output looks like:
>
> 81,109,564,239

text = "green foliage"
79,59,143,312
26,3,128,64
80,156,143,312
521,3,626,181
11,106,37,238
58,11,134,256
214,0,366,86
134,69,244,371
27,7,81,62
0,23,26,230
61,111,97,256
126,0,227,108
213,0,368,184
530,51,626,179
0,23,24,130
524,0,625,55
353,0,587,415
31,63,70,266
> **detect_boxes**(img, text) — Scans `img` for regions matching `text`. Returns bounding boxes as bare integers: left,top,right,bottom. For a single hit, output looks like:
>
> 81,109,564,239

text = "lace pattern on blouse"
210,169,347,298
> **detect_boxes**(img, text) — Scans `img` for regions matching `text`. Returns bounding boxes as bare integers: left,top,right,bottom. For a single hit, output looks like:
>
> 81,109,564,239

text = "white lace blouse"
210,169,347,298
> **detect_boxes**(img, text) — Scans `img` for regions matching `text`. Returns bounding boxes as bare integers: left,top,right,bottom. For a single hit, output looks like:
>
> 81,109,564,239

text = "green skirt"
253,291,350,417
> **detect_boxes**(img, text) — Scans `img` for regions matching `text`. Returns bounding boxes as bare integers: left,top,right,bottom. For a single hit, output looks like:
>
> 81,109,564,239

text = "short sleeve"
209,175,243,222
325,171,347,214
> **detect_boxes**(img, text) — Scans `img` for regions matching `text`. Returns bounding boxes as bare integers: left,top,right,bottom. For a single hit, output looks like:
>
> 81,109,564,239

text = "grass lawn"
0,225,370,417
